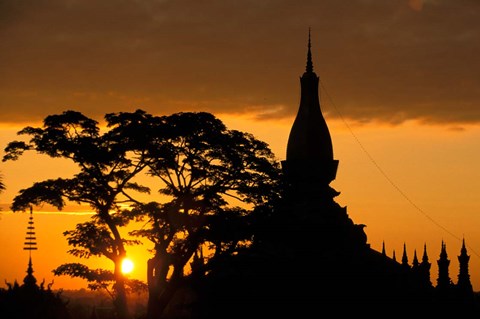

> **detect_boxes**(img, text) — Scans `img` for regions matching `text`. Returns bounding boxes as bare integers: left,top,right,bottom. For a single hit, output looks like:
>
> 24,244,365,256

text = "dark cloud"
1,0,479,125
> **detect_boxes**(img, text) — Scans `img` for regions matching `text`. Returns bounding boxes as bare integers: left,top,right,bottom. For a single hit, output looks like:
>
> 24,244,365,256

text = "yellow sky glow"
1,0,480,293
2,116,480,291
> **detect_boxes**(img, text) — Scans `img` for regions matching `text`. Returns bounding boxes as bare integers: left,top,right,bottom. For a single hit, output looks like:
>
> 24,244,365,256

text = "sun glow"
121,258,134,274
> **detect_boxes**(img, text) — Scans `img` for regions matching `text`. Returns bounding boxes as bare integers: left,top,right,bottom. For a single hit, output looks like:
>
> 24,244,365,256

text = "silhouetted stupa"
282,30,338,186
199,31,479,317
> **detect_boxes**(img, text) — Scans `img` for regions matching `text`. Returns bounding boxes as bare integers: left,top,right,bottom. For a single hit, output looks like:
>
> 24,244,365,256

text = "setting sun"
121,258,134,274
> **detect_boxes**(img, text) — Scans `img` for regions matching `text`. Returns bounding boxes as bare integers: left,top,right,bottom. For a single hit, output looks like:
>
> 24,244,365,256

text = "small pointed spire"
458,237,469,262
422,243,429,263
461,237,467,254
402,242,409,267
437,239,452,289
457,237,473,294
381,241,386,255
412,249,419,268
440,240,448,258
305,28,313,73
392,249,397,262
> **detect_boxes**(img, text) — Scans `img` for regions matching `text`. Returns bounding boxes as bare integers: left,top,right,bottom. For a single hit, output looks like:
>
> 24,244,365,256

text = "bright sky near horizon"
1,0,480,291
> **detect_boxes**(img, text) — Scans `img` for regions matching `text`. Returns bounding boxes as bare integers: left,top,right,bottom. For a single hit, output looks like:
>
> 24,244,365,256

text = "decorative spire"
381,241,386,256
306,27,313,73
421,243,429,263
23,206,38,287
419,243,432,288
460,237,468,255
283,28,338,185
412,250,419,268
457,237,473,294
401,242,409,268
436,240,452,290
24,206,38,253
439,240,448,259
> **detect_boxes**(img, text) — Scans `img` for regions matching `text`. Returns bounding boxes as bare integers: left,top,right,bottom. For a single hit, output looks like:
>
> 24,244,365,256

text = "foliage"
0,173,5,193
54,263,115,291
120,111,283,318
62,220,140,259
2,109,283,319
0,172,5,212
2,110,155,319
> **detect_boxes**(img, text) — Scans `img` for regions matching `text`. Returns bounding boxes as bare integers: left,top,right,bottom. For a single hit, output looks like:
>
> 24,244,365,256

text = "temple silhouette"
198,32,480,317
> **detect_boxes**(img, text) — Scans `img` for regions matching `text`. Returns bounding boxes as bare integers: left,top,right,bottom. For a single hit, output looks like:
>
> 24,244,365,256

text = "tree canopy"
3,110,154,319
2,109,283,319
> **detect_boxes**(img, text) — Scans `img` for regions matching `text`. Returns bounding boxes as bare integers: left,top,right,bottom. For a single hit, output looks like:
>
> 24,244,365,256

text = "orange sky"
1,0,480,291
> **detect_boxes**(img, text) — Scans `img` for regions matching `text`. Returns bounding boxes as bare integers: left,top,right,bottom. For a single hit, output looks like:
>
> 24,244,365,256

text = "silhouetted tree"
119,111,282,318
3,110,282,319
0,172,5,213
2,110,155,319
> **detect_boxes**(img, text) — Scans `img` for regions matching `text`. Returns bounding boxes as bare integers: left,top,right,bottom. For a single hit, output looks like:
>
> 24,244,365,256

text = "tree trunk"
114,265,131,319
146,257,179,319
147,257,160,319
